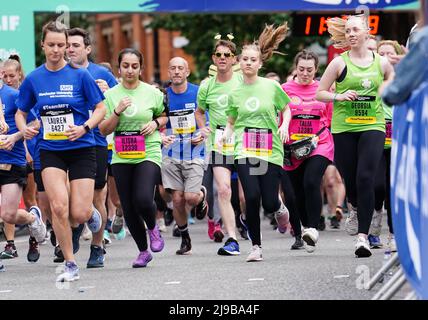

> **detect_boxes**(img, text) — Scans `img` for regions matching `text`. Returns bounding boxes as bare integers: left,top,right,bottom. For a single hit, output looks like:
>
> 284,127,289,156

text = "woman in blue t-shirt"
15,21,106,282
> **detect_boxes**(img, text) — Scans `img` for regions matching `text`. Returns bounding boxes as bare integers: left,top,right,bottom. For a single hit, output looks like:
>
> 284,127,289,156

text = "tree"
149,13,323,82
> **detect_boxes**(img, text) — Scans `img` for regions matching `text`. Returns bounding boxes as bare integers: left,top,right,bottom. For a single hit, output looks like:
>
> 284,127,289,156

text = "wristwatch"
83,124,91,133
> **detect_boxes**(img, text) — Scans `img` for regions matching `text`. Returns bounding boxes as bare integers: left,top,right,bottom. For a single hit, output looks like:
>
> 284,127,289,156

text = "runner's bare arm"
15,110,38,140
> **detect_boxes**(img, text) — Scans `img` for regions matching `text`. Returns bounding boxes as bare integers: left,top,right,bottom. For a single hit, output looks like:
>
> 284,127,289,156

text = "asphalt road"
0,213,408,300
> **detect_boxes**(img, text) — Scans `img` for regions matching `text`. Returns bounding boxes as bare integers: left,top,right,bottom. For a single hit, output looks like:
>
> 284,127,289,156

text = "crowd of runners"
0,14,409,281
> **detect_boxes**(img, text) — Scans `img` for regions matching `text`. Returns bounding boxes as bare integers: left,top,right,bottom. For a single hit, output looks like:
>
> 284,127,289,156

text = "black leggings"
112,161,160,252
237,159,282,246
333,131,385,234
202,164,215,220
286,156,331,229
374,148,393,233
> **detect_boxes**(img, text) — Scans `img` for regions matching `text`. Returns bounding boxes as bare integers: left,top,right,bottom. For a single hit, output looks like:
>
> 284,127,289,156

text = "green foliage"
34,13,93,67
149,13,324,83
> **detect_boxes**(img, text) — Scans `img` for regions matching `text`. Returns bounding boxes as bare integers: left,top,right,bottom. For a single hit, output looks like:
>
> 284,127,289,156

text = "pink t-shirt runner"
280,80,334,171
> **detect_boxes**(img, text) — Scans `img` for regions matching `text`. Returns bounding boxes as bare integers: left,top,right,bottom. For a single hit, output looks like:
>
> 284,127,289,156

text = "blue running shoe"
114,227,126,240
188,216,195,225
72,224,84,254
86,245,105,268
87,207,102,233
368,235,382,249
217,237,240,256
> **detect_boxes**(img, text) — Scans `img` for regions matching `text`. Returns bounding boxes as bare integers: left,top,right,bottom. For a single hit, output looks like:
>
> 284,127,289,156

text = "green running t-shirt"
332,51,385,134
197,72,242,155
226,77,291,167
104,82,164,166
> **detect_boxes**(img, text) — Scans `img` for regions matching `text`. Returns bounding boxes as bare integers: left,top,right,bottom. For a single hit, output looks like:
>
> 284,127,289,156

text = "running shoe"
53,245,64,263
72,224,85,254
317,216,326,231
28,206,46,243
246,245,263,262
157,218,167,233
114,227,126,240
274,203,289,234
112,211,125,234
87,207,102,233
87,245,105,268
386,234,397,252
132,250,153,268
217,238,240,256
213,223,224,243
291,237,304,250
302,228,319,253
81,224,92,241
368,234,383,249
188,216,195,225
207,219,215,240
345,206,358,236
0,242,18,259
176,236,192,255
329,216,340,229
239,214,250,240
27,237,40,263
192,186,209,220
369,209,383,237
103,230,112,245
148,225,164,252
355,236,372,258
56,261,80,282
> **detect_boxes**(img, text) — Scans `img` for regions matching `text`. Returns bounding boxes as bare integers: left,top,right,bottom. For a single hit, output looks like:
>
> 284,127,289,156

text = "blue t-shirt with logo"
16,64,105,151
164,83,205,160
87,62,118,147
0,85,26,167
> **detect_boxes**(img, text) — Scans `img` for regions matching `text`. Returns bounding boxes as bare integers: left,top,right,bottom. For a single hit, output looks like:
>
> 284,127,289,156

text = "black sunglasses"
214,52,234,58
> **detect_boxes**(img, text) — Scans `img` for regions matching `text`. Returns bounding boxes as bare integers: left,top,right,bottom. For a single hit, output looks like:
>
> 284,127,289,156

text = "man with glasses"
195,39,243,256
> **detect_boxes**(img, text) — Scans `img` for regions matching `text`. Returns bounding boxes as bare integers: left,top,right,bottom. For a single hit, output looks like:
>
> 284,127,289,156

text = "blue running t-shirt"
0,84,26,166
16,64,105,151
164,83,205,161
87,62,118,147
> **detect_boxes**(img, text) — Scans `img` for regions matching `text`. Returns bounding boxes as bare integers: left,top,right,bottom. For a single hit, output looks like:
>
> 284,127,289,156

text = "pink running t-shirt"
281,80,334,171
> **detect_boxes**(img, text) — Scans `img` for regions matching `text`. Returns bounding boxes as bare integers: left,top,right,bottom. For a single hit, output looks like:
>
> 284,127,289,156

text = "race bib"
214,125,234,153
289,109,321,141
41,106,75,140
345,95,377,124
169,109,196,135
107,132,114,150
114,131,146,159
243,128,272,157
385,120,392,147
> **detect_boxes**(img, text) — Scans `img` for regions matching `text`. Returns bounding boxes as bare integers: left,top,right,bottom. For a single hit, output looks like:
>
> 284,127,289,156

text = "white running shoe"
157,218,167,233
81,224,93,241
355,236,372,258
56,261,80,282
28,206,47,243
302,228,319,253
369,209,383,237
246,245,263,262
345,206,358,236
387,234,397,252
274,202,290,233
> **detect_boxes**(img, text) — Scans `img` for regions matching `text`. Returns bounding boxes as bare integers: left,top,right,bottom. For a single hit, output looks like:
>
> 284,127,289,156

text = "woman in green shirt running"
221,23,292,262
100,48,168,268
316,15,394,258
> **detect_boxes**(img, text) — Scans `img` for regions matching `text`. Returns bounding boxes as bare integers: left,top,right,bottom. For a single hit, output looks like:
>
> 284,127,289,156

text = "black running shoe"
317,216,326,231
291,237,304,250
329,216,340,229
176,236,192,255
192,186,209,220
27,237,40,263
53,245,64,263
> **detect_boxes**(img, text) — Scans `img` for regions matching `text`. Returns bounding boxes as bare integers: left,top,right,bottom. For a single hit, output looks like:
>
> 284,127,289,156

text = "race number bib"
114,131,146,159
345,95,377,124
214,125,235,153
385,120,392,147
41,105,74,140
243,128,272,157
289,109,321,141
169,109,196,135
107,132,114,150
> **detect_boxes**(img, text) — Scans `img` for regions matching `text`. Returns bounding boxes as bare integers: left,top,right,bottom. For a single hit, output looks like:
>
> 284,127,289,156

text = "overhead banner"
390,81,428,300
0,0,420,72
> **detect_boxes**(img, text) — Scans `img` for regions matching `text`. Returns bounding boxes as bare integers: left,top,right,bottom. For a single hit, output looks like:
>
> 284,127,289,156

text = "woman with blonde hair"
316,15,394,257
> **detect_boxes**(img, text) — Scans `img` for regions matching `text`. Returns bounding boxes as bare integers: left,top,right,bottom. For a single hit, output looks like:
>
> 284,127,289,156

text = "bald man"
161,57,208,255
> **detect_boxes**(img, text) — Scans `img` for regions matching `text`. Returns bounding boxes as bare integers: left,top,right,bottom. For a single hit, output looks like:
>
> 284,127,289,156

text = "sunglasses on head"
214,52,234,58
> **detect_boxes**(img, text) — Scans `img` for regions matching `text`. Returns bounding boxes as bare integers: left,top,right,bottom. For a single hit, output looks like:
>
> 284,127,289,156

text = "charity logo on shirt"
245,97,260,112
216,94,229,108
